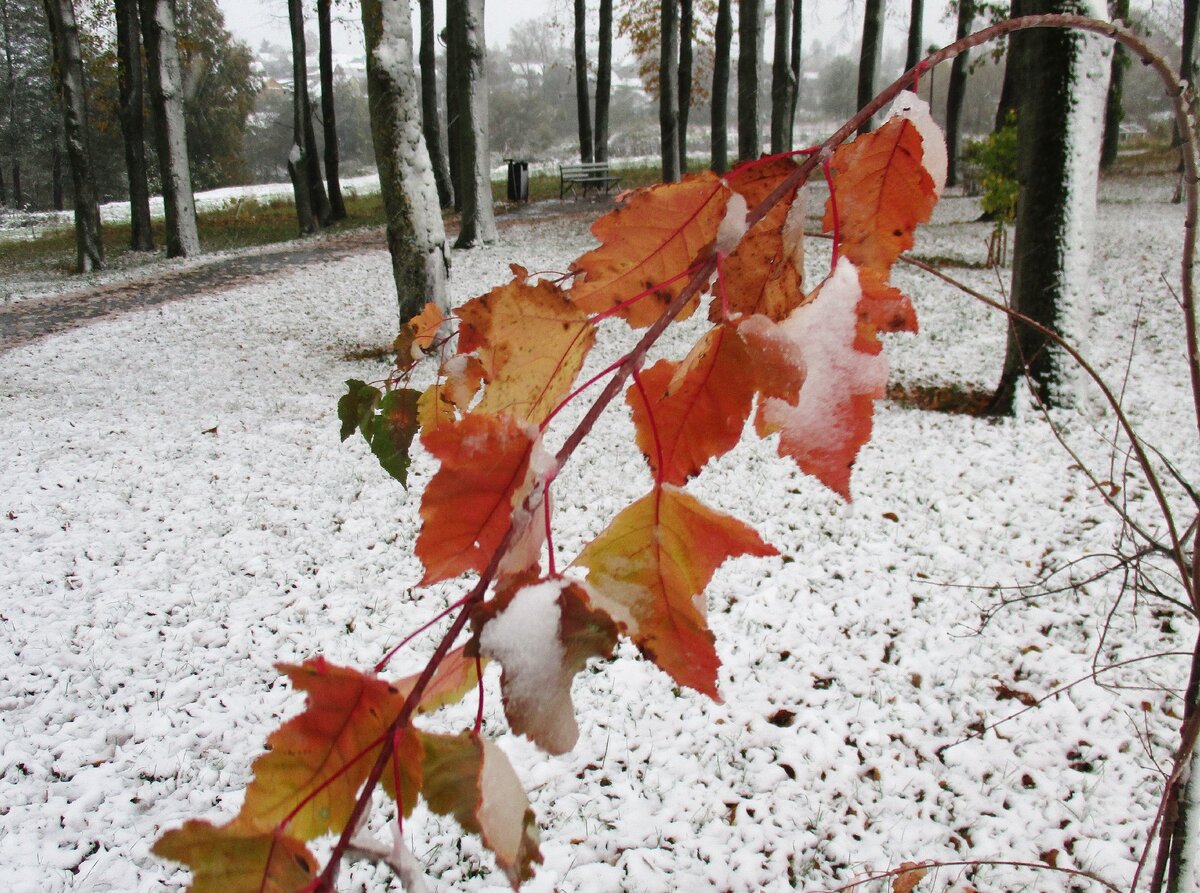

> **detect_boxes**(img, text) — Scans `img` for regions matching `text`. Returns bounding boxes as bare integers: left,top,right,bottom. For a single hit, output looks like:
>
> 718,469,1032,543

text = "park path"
0,202,600,353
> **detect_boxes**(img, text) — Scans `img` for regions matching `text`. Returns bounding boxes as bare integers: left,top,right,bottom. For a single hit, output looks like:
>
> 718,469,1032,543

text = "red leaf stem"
823,156,840,273
375,593,472,673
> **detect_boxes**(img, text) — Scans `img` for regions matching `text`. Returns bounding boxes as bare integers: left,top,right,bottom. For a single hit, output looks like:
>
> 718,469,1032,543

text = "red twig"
822,157,840,273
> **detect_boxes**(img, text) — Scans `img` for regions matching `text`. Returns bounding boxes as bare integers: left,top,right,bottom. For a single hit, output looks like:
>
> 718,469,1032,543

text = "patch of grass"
908,253,993,270
1108,140,1180,176
887,381,997,416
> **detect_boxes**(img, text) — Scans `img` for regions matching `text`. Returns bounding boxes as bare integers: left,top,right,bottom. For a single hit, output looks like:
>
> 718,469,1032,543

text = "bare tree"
786,0,801,143
573,0,593,162
417,0,452,208
737,0,762,160
769,0,793,152
1100,0,1130,169
678,0,693,172
317,0,346,220
286,0,316,233
448,0,495,247
115,0,152,250
660,0,680,181
360,0,449,323
711,0,731,172
43,0,102,271
139,0,200,257
905,0,923,70
595,0,612,162
856,0,884,134
945,0,975,187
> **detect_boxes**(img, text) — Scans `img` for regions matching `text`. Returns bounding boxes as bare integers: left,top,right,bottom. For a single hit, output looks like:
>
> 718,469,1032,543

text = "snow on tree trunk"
659,0,680,183
450,0,496,249
994,0,1107,412
289,0,331,229
710,0,731,173
115,0,153,251
318,0,346,221
360,0,449,323
595,0,612,163
138,0,200,258
1169,736,1200,892
286,0,316,235
737,0,761,161
418,0,453,208
42,0,103,273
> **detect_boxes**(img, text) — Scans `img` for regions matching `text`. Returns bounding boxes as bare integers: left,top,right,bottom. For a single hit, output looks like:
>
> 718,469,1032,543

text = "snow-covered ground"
1,177,1195,892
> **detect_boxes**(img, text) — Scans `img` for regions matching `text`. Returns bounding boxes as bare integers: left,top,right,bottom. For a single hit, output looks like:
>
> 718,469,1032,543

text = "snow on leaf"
756,260,889,499
738,313,807,405
420,731,542,888
416,413,537,584
574,486,776,698
716,157,808,322
152,821,317,893
477,578,618,754
627,324,755,485
366,388,421,487
569,172,729,328
455,272,595,425
417,355,486,432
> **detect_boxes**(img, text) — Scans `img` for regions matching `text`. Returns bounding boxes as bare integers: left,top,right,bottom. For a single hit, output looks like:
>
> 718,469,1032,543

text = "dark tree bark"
317,0,346,220
418,0,452,208
289,0,331,226
115,0,153,250
769,0,793,152
711,0,732,173
573,0,593,163
992,0,1083,412
1184,0,1199,101
448,0,495,247
361,0,449,323
660,0,680,181
139,0,200,257
856,0,884,134
50,138,60,210
787,0,801,142
43,0,103,272
0,159,5,205
595,0,612,162
445,0,462,210
994,46,1018,131
678,0,693,172
905,0,923,71
945,0,974,187
737,0,762,161
1100,0,1130,169
286,0,316,233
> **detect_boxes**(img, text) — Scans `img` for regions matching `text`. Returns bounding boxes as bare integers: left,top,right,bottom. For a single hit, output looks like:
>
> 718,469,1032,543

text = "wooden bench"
559,162,622,199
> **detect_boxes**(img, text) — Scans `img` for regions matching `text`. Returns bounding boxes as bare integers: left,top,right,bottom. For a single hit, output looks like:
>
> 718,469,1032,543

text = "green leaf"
338,379,382,442
366,388,422,487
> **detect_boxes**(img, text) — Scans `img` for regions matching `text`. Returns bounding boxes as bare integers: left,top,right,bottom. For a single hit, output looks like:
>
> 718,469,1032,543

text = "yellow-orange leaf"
416,413,537,584
575,486,776,698
418,355,486,432
716,157,808,322
456,273,595,425
153,821,317,893
627,324,755,485
409,301,446,348
569,172,729,328
420,731,542,888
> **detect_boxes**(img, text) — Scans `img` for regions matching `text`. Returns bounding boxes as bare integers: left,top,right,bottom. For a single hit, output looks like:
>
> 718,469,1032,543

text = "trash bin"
504,158,530,202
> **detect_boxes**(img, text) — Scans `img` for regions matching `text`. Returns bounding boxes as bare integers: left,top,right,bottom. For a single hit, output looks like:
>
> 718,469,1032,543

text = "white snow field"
1,175,1196,892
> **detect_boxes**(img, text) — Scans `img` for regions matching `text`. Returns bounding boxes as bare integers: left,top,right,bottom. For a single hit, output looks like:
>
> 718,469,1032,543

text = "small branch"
813,858,1124,893
347,833,433,893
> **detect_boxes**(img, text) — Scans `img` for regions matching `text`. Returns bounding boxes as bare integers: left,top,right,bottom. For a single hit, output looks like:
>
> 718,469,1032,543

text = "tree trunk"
0,0,15,208
317,0,346,220
445,0,463,210
139,0,200,257
1100,0,1129,169
417,0,452,208
286,0,316,234
992,0,1099,412
769,0,793,152
42,0,103,272
360,0,449,323
787,0,801,142
115,0,153,251
573,0,593,163
50,142,60,210
288,0,331,226
994,48,1018,131
0,158,6,205
737,0,762,161
856,0,884,134
659,0,680,182
711,0,731,173
594,0,612,162
449,0,495,248
678,0,693,172
906,0,923,71
945,0,974,187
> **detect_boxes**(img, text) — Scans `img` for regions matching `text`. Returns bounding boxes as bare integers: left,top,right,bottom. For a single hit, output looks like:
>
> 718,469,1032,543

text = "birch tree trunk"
769,0,793,153
418,0,453,208
573,0,593,163
138,0,200,257
711,0,731,173
659,0,680,182
737,0,762,161
594,0,612,162
945,0,974,187
43,0,103,272
361,0,449,323
449,0,495,248
856,0,884,134
115,0,153,251
317,0,346,220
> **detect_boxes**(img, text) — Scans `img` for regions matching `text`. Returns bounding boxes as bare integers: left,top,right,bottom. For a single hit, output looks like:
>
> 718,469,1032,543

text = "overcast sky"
214,0,957,63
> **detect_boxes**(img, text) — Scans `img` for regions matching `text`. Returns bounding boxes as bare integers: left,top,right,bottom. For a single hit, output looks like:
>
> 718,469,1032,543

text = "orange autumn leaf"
420,731,542,888
417,355,486,432
738,313,807,406
153,821,317,893
575,486,776,698
569,172,729,328
416,413,537,584
716,157,808,322
627,324,755,485
456,272,595,425
409,301,446,348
